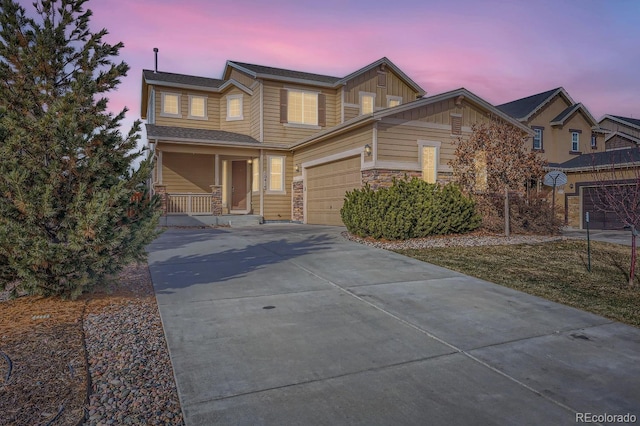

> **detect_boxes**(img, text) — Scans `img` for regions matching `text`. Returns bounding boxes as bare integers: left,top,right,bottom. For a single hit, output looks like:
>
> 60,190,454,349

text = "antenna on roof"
153,48,159,73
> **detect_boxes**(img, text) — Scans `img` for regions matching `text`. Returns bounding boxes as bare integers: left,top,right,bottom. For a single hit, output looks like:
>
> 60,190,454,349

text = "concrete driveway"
147,225,640,425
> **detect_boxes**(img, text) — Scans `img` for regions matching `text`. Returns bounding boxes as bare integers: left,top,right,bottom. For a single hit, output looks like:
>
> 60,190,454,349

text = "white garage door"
306,156,361,226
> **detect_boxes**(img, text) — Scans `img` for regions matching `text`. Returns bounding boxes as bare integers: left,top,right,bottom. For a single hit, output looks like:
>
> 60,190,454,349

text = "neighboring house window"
287,90,318,125
267,156,285,192
360,92,375,115
571,131,580,152
226,94,243,121
252,159,260,192
161,93,180,117
188,95,207,119
591,133,597,148
532,127,544,150
475,151,488,191
419,140,441,184
387,96,402,108
451,114,462,135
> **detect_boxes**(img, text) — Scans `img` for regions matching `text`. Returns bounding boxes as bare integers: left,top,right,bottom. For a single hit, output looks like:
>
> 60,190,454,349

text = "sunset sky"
19,0,640,141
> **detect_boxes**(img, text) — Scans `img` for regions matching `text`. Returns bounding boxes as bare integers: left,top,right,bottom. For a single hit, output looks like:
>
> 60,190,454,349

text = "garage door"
306,156,361,226
582,186,629,230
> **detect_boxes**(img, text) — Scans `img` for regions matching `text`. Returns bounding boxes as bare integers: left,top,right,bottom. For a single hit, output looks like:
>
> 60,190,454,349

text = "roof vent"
153,47,158,73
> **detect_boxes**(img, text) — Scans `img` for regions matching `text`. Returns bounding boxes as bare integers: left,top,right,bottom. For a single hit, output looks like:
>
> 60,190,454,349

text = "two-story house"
141,57,532,226
496,88,605,166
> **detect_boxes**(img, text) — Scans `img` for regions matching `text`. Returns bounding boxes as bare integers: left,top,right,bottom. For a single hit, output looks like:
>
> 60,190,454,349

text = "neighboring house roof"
550,103,598,127
605,131,640,145
496,87,574,121
292,88,533,149
146,124,288,149
600,114,640,131
224,57,426,96
557,147,640,171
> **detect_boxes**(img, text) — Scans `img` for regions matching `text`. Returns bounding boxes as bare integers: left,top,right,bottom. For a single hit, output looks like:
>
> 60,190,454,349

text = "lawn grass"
396,240,640,327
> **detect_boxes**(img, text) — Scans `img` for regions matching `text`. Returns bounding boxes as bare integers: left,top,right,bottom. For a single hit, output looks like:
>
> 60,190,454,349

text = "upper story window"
532,126,544,150
188,95,207,120
591,133,597,148
360,92,375,115
226,94,243,121
571,130,580,152
161,92,180,117
288,90,318,125
387,96,402,108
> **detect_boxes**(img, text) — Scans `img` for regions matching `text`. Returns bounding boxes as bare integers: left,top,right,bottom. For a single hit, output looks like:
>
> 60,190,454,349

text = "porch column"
210,185,222,216
215,155,220,186
154,184,167,215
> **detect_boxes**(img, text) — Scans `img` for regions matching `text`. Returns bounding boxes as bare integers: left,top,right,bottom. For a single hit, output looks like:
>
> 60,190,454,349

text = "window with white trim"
591,133,597,148
252,159,260,192
188,95,207,119
161,93,180,117
267,156,285,193
387,96,402,108
532,127,543,150
288,90,317,125
571,132,580,152
226,94,243,121
360,92,375,115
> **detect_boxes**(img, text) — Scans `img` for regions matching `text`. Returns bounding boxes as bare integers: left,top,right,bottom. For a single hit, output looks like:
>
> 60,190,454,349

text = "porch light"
364,144,372,156
247,159,252,164
294,164,300,172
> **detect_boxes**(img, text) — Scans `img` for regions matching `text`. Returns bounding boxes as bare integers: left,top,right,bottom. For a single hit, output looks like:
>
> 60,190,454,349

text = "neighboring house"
496,87,606,166
141,57,532,226
599,115,640,150
557,114,640,229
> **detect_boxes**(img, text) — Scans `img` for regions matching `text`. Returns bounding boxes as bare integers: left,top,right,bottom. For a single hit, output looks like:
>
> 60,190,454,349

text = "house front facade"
141,58,532,226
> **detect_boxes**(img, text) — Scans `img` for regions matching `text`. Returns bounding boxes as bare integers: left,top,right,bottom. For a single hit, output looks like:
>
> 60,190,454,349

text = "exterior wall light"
364,144,372,156
294,164,300,172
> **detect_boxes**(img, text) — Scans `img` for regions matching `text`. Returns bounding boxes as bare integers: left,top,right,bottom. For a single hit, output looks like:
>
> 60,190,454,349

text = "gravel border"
342,231,565,250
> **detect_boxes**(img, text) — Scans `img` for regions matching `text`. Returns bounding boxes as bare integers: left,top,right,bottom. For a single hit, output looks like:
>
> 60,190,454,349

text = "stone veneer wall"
292,180,304,222
154,185,167,215
210,185,222,216
361,169,422,190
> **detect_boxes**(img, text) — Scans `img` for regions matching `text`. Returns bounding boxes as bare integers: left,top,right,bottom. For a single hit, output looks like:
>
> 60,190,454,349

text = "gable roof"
605,131,640,145
550,103,598,127
496,87,574,121
557,147,640,171
292,87,532,149
142,69,253,94
600,114,640,131
225,61,341,86
224,57,426,95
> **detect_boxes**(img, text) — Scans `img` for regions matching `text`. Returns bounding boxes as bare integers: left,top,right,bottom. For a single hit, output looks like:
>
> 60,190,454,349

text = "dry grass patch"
396,240,640,327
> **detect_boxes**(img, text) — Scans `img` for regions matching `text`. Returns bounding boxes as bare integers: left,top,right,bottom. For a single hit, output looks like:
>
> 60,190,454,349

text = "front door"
231,161,247,211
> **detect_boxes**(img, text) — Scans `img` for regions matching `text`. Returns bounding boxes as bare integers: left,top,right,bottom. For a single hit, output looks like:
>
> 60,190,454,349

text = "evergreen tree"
0,0,160,299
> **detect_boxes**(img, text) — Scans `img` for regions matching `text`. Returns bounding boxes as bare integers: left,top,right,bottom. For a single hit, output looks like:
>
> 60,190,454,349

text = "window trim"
266,155,286,194
188,95,208,120
226,94,244,121
287,89,318,126
418,140,441,184
387,95,402,108
359,91,376,115
590,133,597,149
160,92,181,117
532,126,544,151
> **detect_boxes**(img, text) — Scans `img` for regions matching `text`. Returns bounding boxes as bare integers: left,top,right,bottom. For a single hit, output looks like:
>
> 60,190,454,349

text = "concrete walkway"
147,225,640,425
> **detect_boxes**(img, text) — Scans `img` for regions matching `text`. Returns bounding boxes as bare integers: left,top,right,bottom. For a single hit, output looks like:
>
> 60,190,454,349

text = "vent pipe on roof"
153,48,158,73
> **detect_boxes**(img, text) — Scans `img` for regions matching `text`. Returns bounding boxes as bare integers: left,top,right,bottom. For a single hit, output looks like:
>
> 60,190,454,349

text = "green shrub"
341,178,481,240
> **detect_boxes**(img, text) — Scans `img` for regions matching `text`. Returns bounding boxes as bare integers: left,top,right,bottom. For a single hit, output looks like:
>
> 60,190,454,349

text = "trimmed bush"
341,178,481,240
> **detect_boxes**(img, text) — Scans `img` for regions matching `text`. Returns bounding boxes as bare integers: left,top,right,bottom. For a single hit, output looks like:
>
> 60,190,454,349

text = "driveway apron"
147,225,640,425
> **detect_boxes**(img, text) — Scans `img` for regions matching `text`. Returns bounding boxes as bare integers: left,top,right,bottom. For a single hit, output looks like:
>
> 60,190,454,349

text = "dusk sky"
20,0,640,143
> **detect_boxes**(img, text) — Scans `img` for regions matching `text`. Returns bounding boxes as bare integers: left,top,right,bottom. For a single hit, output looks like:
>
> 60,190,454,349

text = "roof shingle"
228,61,341,85
146,124,260,145
559,148,640,169
496,88,562,120
142,70,225,89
